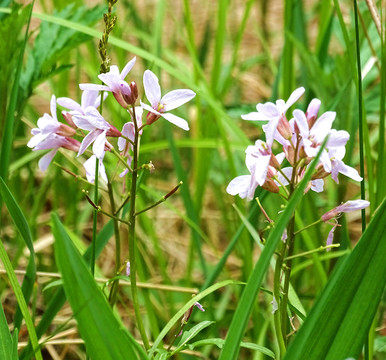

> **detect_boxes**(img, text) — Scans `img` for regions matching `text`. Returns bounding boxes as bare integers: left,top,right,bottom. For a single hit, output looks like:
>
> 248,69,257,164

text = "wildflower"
57,90,107,126
328,147,362,184
321,200,370,222
194,302,205,312
126,261,130,276
80,57,137,108
242,87,305,147
27,95,76,149
83,154,108,183
72,107,120,159
32,134,80,171
322,200,369,251
140,70,196,131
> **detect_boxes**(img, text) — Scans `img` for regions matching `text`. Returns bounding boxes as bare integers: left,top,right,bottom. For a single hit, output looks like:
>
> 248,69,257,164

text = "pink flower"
241,87,305,147
72,108,120,159
32,134,80,171
322,200,370,222
328,147,362,184
140,70,196,131
80,58,137,108
226,140,280,200
27,95,76,149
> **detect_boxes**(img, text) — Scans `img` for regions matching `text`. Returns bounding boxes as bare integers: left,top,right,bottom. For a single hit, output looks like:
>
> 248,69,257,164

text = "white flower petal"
57,97,82,113
38,149,58,171
311,179,324,193
284,87,305,111
77,130,100,157
241,112,270,121
226,175,251,199
79,83,110,92
293,109,309,138
120,57,136,80
81,90,100,109
311,111,336,143
161,112,189,131
143,70,161,107
93,130,107,159
161,89,196,111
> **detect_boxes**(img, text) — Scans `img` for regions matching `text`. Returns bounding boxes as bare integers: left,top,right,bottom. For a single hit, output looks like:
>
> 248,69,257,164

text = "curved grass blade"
149,279,243,357
0,240,42,360
284,199,386,359
52,213,147,360
0,176,36,330
218,145,323,360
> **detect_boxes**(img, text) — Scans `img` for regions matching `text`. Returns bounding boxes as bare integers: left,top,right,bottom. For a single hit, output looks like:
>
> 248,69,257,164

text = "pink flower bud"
306,98,321,128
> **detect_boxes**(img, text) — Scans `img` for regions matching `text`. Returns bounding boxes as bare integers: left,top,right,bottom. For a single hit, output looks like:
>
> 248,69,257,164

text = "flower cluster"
227,88,369,247
27,57,196,182
227,88,362,200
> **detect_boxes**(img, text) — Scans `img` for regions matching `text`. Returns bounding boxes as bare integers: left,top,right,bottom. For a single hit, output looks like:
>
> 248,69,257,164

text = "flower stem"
107,181,121,306
91,158,99,277
128,105,150,349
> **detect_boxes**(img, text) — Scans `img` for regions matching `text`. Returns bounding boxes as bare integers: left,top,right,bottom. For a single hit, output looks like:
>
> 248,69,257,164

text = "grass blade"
52,213,148,360
0,240,42,360
0,301,13,360
284,199,386,359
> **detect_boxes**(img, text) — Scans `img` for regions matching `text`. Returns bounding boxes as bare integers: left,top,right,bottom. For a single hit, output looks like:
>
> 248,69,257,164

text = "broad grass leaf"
52,213,148,360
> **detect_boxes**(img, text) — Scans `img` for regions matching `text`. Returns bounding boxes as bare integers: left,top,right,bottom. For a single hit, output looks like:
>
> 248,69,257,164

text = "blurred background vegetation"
0,0,385,358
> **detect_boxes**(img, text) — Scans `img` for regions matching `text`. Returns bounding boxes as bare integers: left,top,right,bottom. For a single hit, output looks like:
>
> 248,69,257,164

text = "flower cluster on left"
27,56,196,182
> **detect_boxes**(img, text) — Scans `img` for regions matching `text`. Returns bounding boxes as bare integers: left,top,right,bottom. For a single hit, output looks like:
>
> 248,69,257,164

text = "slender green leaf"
149,280,243,357
0,301,13,360
0,240,42,360
51,213,147,360
0,176,36,329
284,199,386,359
188,338,275,358
172,321,215,355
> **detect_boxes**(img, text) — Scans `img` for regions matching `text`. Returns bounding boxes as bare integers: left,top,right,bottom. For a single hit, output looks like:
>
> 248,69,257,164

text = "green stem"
107,181,121,306
273,241,287,358
91,158,99,277
128,105,150,349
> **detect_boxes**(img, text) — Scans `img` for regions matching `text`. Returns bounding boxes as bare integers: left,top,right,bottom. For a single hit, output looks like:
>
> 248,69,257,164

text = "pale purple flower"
57,90,107,124
241,87,305,147
194,302,205,312
72,107,120,159
271,297,278,314
32,134,80,171
329,147,362,183
322,200,370,222
326,223,338,251
227,140,273,200
140,70,196,131
80,57,137,108
84,154,108,183
27,95,76,149
276,166,324,194
126,261,130,276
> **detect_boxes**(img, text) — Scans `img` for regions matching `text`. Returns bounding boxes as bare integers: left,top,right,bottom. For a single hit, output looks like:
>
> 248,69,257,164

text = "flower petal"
57,97,82,113
284,87,305,111
120,57,136,80
81,90,101,109
143,70,161,107
77,130,101,157
161,112,189,131
93,130,107,159
79,83,111,92
38,149,58,171
241,112,270,121
311,111,336,143
161,89,196,111
293,109,309,138
226,175,251,199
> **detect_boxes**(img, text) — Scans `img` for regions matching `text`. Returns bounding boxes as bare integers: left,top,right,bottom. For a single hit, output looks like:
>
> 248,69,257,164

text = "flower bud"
146,111,161,126
262,178,280,193
277,117,293,140
62,137,81,152
57,123,76,137
61,111,77,128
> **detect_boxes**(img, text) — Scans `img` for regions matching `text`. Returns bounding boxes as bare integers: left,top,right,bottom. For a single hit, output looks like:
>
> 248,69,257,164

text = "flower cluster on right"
227,88,369,248
227,87,362,200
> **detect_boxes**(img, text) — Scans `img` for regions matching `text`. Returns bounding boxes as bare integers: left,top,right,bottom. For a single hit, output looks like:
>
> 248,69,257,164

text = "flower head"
242,87,305,147
72,107,120,159
80,57,137,108
27,95,76,149
140,70,196,131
